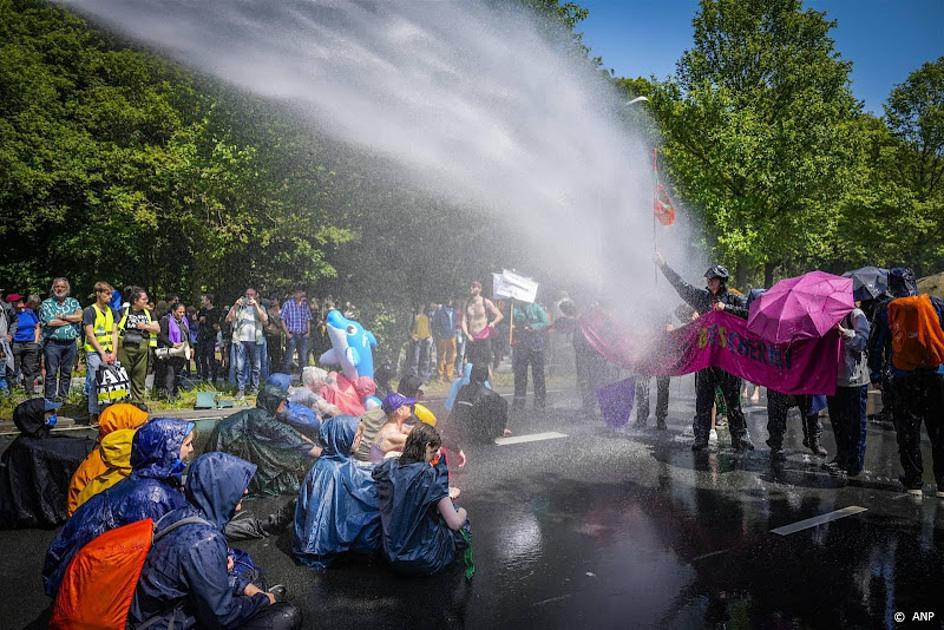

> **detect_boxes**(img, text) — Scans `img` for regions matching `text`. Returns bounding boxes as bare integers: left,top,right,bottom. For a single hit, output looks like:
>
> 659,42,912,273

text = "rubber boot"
804,414,827,457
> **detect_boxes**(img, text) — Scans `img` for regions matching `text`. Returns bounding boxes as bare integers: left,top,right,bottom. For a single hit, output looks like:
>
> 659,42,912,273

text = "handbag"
96,361,131,406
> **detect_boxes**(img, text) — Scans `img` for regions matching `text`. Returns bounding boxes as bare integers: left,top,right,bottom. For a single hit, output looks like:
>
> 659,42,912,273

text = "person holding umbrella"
654,253,754,452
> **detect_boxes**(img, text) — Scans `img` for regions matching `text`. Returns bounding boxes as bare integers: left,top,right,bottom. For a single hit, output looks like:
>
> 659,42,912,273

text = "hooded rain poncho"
372,457,460,575
0,399,93,529
205,384,313,496
73,428,135,510
67,403,149,514
129,452,270,630
293,416,381,570
42,418,194,596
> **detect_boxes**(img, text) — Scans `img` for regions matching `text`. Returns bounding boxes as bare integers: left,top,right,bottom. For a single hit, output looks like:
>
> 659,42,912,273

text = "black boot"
804,414,827,457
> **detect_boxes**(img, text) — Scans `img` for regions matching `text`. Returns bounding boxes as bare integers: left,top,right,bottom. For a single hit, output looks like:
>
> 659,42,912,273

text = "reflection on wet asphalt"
2,380,943,629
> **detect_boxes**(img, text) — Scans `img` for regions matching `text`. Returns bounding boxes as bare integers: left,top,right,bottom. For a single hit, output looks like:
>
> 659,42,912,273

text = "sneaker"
708,428,718,444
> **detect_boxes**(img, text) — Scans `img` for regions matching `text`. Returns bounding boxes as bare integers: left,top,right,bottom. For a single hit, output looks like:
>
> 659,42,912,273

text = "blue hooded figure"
293,416,381,570
42,418,194,596
130,452,300,630
372,435,466,576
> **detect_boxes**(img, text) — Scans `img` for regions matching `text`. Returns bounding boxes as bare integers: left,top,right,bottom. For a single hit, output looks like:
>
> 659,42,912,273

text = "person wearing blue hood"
43,418,195,596
868,267,944,496
130,452,302,629
266,373,322,440
293,415,381,570
205,382,319,496
372,423,470,575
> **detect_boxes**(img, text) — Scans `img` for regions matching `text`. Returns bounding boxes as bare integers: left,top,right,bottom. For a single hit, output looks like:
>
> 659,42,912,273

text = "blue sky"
577,0,944,114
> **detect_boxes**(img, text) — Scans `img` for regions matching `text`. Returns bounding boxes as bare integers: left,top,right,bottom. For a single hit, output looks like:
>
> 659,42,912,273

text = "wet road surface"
3,378,943,629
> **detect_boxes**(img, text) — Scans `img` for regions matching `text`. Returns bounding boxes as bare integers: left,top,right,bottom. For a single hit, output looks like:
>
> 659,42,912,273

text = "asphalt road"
2,377,943,629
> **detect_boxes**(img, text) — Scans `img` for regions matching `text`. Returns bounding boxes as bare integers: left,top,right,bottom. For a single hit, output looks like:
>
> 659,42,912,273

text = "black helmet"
704,265,729,281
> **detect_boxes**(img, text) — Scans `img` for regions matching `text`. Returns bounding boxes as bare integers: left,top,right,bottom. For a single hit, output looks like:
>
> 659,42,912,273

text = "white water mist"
62,0,698,325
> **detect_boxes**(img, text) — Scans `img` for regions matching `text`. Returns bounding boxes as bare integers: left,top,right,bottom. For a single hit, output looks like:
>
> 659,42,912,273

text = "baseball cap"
44,399,64,412
6,293,23,303
381,392,415,414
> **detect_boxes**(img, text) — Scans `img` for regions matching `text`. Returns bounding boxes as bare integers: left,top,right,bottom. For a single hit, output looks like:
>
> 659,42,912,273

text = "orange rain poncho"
67,404,148,515
73,429,136,511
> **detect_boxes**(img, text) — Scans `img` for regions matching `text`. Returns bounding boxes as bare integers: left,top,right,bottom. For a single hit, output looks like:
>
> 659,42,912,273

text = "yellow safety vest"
118,308,157,348
83,305,115,354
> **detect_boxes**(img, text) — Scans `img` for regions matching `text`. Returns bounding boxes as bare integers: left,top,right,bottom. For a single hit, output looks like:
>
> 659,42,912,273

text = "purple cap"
381,392,415,414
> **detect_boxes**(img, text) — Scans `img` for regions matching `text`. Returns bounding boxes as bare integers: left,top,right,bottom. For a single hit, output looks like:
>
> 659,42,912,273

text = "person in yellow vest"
117,286,160,402
82,282,119,424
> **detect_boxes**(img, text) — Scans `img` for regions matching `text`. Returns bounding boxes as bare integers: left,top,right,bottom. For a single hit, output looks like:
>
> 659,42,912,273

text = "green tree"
638,0,862,286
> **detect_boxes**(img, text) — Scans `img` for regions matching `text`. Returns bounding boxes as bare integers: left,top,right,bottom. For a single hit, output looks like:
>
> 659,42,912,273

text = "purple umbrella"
747,271,854,344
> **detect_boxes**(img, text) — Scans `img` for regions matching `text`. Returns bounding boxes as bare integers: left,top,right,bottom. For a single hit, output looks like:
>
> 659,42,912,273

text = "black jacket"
659,263,748,319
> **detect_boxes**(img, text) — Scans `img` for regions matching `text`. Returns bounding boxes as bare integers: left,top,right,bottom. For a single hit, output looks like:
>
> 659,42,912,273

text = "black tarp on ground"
0,399,93,529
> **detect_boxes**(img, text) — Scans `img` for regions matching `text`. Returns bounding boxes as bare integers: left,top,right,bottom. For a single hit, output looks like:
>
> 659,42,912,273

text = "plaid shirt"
280,299,312,334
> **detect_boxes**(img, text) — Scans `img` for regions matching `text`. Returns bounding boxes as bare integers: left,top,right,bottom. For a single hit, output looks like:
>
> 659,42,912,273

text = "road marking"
692,548,730,562
770,506,867,536
531,593,572,607
495,432,568,446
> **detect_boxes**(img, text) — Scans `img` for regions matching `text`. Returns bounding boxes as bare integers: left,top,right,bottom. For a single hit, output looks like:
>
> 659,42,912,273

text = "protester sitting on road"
205,383,320,496
824,305,871,476
868,267,944,496
67,403,149,514
72,428,136,512
397,374,437,426
368,393,416,463
293,415,381,570
654,252,754,452
372,423,470,576
130,452,302,630
43,418,195,596
292,366,342,417
447,364,510,444
0,398,92,530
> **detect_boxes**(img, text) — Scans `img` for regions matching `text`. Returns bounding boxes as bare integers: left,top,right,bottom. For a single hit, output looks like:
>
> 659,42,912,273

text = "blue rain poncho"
266,373,323,439
292,416,380,570
372,457,461,575
42,418,194,597
130,452,270,630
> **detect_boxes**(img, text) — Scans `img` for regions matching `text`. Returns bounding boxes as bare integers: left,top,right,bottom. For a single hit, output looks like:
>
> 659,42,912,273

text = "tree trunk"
734,260,749,290
763,261,778,288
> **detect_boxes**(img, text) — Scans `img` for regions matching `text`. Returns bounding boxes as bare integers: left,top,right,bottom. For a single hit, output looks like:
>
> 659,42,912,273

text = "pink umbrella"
747,271,854,344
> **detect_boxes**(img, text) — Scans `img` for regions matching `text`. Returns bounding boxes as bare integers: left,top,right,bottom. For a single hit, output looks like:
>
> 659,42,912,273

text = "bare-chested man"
460,280,503,369
368,393,416,463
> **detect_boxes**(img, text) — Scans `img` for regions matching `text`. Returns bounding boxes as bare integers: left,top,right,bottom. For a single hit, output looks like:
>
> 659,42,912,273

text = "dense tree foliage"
617,1,943,285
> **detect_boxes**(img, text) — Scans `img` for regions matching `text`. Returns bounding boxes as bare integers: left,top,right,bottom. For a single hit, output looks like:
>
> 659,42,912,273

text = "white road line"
495,432,568,446
692,548,730,562
770,506,868,536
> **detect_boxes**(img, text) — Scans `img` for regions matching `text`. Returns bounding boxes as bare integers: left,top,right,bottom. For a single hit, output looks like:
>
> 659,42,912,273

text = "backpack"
889,294,944,371
50,514,210,630
96,362,131,408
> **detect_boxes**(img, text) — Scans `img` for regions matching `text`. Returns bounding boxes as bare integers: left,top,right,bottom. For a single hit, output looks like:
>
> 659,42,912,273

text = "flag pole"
652,147,659,285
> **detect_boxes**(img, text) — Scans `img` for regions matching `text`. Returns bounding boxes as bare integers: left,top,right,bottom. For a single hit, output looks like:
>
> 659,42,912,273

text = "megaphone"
155,343,192,361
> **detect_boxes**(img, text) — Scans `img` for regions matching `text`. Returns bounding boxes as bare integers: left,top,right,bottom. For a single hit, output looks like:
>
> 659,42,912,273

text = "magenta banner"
581,309,841,396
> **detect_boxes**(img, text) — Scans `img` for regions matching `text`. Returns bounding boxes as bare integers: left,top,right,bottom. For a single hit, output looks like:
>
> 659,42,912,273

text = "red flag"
654,183,676,226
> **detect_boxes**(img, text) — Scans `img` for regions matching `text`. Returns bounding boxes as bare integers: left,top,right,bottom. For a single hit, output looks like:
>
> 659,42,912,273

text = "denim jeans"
258,337,269,382
85,351,103,416
44,339,77,401
236,340,261,392
283,334,309,374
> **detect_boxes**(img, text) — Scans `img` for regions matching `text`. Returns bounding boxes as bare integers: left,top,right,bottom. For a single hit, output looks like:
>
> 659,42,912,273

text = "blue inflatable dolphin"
319,309,378,380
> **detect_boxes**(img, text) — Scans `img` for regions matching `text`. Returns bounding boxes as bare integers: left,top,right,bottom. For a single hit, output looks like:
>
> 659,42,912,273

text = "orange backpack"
889,294,944,371
50,515,209,629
